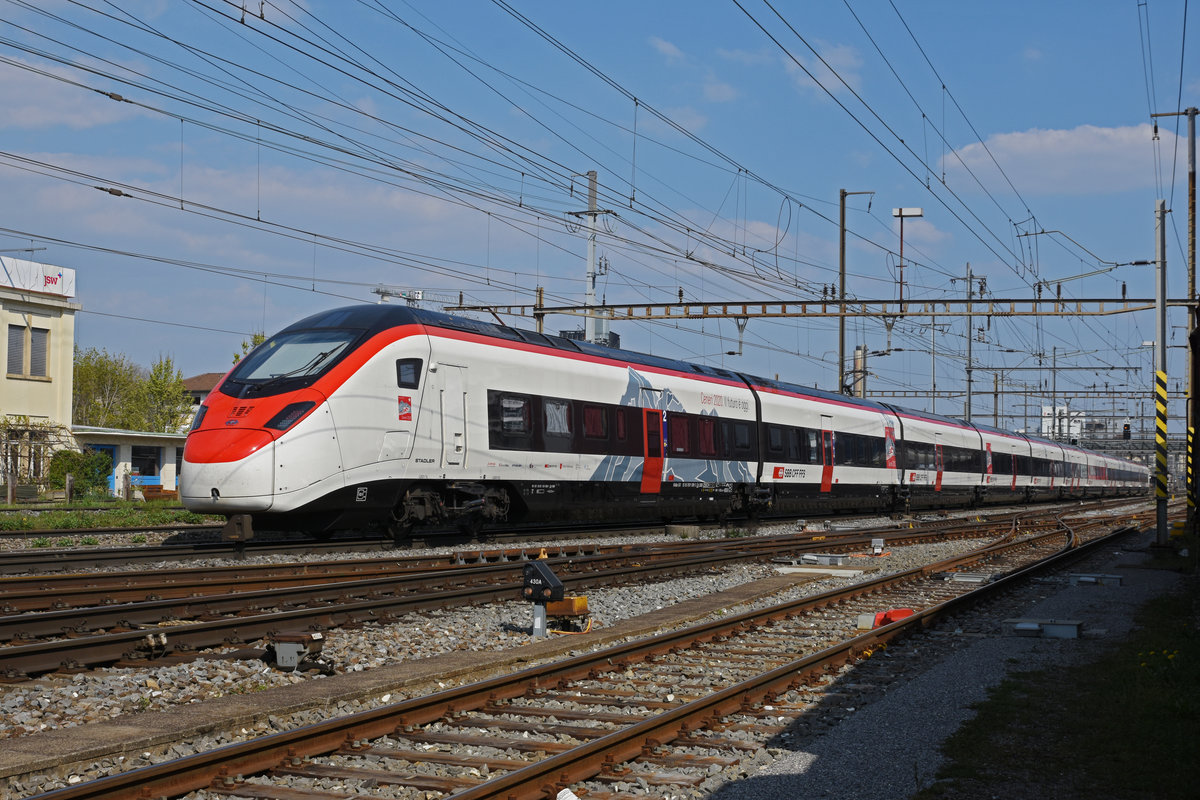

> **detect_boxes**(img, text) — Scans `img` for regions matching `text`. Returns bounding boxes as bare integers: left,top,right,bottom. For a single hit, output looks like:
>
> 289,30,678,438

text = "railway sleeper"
272,761,483,792
485,703,638,724
391,728,576,754
345,742,532,771
207,782,343,800
594,767,707,787
441,716,611,740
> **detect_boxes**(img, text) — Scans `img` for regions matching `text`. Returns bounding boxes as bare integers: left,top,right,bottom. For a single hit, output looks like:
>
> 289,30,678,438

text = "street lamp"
839,189,874,393
892,207,923,308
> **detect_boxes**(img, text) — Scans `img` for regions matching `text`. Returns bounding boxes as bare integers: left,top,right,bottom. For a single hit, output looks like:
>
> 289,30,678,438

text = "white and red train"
180,304,1149,539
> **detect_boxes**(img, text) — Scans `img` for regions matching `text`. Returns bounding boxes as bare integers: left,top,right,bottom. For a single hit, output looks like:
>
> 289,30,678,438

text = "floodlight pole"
892,207,923,310
839,189,873,394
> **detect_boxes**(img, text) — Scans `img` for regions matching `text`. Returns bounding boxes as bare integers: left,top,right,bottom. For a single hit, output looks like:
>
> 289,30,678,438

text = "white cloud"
663,106,708,133
946,123,1167,196
649,36,685,63
703,73,738,103
0,57,145,130
716,47,776,66
784,41,863,97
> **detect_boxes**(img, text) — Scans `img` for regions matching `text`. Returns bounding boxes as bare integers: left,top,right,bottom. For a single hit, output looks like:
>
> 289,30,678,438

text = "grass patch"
0,501,218,532
916,573,1200,799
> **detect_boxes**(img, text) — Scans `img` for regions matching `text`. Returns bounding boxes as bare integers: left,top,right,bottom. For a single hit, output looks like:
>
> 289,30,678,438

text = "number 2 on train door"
820,415,834,493
641,409,663,494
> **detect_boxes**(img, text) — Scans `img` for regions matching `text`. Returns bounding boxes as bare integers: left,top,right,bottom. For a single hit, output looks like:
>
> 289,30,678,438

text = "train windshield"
224,329,359,394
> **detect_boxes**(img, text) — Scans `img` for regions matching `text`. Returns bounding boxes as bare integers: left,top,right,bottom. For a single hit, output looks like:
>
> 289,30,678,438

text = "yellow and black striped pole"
1156,370,1169,544
1188,426,1195,520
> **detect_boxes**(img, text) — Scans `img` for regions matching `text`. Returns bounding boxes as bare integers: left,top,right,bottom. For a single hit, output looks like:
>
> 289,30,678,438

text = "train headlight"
190,404,208,431
265,401,316,431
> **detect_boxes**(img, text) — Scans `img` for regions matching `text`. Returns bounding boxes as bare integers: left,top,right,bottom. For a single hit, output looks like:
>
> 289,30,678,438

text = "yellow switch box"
546,596,589,616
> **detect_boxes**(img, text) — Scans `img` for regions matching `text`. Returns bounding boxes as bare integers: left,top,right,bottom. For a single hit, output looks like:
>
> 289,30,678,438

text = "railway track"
0,501,1139,681
0,497,1131,575
0,518,1011,612
13,503,1154,800
0,520,1009,679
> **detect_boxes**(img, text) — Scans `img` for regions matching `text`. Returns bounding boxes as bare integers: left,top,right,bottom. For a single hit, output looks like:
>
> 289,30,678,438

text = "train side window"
734,422,752,453
807,430,819,463
699,417,717,457
545,399,571,436
767,425,784,454
487,390,533,451
870,436,885,467
396,358,422,389
669,415,690,455
787,428,802,462
616,408,627,441
836,432,851,465
501,395,531,434
583,404,608,439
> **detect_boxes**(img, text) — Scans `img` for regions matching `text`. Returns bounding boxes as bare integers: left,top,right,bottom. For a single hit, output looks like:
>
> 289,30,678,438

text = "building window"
7,323,49,378
130,446,160,477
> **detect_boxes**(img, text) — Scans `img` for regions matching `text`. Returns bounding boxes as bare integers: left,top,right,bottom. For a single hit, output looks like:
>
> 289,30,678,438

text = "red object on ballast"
873,608,915,627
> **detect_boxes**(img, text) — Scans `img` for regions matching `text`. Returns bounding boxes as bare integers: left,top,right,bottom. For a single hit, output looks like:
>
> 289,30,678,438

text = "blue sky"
0,1,1195,433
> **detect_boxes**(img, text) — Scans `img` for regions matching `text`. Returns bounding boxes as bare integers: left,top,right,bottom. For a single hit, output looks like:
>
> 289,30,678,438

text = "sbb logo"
773,466,785,479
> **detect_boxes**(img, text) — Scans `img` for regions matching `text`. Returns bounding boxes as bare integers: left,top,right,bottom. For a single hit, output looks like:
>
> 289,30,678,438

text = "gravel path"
706,526,1180,800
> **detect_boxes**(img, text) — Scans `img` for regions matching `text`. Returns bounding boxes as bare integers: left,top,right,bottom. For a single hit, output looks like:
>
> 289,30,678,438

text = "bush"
46,448,112,492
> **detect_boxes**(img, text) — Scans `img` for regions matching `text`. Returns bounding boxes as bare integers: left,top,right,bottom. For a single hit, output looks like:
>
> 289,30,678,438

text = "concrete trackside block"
801,553,849,565
1002,618,1083,639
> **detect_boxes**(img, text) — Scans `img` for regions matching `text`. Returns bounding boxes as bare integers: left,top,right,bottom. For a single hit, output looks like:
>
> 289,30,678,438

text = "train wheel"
388,520,414,547
458,514,486,542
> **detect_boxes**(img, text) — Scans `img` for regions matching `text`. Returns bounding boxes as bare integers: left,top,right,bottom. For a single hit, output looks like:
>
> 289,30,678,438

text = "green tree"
73,349,192,432
233,332,266,364
142,355,193,432
73,347,145,429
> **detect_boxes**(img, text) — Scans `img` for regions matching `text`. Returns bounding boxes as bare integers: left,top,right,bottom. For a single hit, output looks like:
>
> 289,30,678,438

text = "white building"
0,257,80,483
2,257,189,497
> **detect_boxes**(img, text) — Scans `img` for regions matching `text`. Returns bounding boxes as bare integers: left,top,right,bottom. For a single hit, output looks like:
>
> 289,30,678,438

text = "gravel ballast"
1,509,1168,799
706,526,1181,799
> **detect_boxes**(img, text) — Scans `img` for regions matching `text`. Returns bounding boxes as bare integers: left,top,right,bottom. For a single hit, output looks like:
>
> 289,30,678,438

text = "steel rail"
0,520,1005,612
0,536,907,677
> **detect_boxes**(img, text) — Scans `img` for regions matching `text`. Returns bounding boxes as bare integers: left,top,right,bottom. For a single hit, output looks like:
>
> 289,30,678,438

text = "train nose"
181,429,275,512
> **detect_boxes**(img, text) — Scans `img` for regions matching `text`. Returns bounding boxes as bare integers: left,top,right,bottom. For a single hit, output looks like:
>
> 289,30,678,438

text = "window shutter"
29,328,48,377
7,325,23,374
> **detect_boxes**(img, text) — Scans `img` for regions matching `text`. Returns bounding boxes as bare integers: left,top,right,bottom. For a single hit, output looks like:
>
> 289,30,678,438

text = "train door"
934,442,944,491
641,409,663,494
820,414,834,493
439,365,467,467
